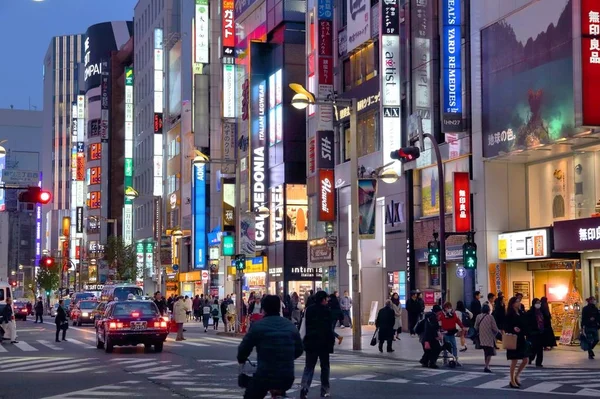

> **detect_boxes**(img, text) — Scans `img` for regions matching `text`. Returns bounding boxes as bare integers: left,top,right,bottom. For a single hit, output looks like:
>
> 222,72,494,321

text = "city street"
0,319,599,398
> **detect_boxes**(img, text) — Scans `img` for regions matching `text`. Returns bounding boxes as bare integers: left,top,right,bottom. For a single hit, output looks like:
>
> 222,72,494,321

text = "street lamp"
289,83,363,350
0,140,7,159
124,186,139,201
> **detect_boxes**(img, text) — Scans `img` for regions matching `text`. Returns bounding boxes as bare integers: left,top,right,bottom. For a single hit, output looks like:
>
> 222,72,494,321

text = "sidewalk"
334,325,599,369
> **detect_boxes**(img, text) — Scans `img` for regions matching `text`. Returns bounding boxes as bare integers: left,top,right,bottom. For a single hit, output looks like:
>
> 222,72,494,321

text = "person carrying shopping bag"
504,296,528,389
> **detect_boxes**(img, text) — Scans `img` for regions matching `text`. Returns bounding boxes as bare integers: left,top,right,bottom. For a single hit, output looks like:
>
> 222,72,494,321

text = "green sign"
146,242,153,253
124,158,133,177
136,243,144,254
125,67,134,86
223,235,235,256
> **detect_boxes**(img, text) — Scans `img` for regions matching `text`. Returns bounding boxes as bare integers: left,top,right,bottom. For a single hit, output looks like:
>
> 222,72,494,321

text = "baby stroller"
439,339,458,368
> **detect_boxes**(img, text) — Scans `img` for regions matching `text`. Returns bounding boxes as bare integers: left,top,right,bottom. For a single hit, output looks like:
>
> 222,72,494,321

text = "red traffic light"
45,257,53,266
390,147,421,163
18,187,52,204
10,281,16,287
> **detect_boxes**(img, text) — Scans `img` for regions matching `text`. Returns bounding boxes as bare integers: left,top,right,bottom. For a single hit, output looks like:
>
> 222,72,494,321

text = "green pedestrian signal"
235,254,246,271
428,240,440,267
463,242,478,269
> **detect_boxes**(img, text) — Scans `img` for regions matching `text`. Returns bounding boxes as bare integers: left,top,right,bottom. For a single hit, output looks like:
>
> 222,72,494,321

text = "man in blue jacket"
237,295,303,398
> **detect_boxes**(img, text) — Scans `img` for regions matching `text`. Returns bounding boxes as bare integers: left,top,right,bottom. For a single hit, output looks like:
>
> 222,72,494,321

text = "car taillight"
160,321,167,328
21,309,27,313
109,322,125,329
131,312,140,318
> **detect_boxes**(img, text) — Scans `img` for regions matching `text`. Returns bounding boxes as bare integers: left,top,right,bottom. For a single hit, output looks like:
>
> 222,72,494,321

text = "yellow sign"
178,271,201,282
498,239,507,260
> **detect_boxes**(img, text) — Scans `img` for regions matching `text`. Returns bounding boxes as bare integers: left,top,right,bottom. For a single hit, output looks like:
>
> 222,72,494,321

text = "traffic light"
235,254,246,271
18,187,52,204
463,242,478,269
40,256,54,267
10,281,16,288
427,240,440,267
390,147,421,163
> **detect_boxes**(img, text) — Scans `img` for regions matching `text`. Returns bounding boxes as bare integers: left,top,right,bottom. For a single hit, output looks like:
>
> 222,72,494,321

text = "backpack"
211,308,219,317
461,311,471,327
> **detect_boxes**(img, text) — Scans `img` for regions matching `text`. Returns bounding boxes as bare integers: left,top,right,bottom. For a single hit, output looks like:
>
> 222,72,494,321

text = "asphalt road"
1,319,600,398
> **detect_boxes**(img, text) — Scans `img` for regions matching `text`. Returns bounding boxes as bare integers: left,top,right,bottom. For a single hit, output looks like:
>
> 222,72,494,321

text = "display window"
288,281,323,308
528,152,600,227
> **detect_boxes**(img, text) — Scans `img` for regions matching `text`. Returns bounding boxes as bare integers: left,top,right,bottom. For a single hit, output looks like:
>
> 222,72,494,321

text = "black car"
95,300,168,353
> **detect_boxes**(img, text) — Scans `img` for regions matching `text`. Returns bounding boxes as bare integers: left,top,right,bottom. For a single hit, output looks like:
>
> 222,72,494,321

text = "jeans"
585,327,599,352
202,315,210,329
342,309,352,327
55,323,66,341
301,351,330,394
331,319,340,339
213,317,219,329
443,334,458,358
529,335,544,366
35,313,43,323
176,323,184,340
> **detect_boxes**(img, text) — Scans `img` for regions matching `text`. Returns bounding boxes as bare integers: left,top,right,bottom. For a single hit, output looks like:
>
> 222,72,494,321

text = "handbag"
503,332,518,350
580,332,590,352
61,321,69,331
370,329,378,346
238,360,255,388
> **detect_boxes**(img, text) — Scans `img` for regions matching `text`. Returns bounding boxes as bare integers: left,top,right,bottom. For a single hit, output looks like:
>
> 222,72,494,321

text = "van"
0,281,13,304
100,283,143,302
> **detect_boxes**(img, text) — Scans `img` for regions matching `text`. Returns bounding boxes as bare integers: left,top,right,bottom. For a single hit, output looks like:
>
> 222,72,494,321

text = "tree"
104,236,138,281
36,265,60,298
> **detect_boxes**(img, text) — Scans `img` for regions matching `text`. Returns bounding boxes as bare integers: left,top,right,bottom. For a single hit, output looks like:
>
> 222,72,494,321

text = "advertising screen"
285,185,308,241
481,0,574,158
192,163,207,269
168,42,182,116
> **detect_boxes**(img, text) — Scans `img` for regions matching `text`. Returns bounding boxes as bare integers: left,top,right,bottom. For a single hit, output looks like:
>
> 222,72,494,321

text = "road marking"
341,374,377,381
65,339,95,348
474,378,511,390
13,341,38,352
110,358,142,364
523,382,563,393
123,360,167,369
38,340,64,350
575,388,600,396
56,366,105,373
6,358,92,372
441,372,485,385
184,387,229,392
577,383,600,388
132,366,174,374
181,341,209,347
0,344,7,352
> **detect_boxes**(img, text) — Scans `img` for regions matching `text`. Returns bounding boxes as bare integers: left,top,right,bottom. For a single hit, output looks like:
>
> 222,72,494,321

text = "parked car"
95,300,168,353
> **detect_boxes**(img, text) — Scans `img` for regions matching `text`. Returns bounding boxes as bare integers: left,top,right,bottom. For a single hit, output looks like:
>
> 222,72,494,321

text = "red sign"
318,169,335,221
154,113,163,134
582,0,600,125
452,172,471,232
222,0,235,55
318,20,332,56
318,57,333,85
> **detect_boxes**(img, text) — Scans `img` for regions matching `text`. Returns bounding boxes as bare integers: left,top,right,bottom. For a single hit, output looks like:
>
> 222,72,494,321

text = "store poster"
421,156,468,217
358,178,377,239
239,212,256,256
286,185,308,241
488,263,508,297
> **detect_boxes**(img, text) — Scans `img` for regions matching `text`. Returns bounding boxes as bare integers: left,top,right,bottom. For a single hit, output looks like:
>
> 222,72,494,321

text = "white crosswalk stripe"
0,356,180,374
0,337,191,352
40,381,146,399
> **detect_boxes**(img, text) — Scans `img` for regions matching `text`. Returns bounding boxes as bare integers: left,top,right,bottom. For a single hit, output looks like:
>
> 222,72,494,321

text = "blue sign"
318,0,333,20
172,264,179,271
456,266,466,279
192,163,207,269
442,0,463,132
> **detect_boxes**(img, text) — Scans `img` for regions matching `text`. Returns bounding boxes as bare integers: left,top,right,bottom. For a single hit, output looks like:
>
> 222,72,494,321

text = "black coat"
406,298,421,316
422,311,441,344
582,303,600,329
376,306,396,340
35,300,44,314
470,299,482,319
492,298,506,330
1,303,13,323
526,308,546,336
55,305,67,324
303,303,335,353
328,296,343,323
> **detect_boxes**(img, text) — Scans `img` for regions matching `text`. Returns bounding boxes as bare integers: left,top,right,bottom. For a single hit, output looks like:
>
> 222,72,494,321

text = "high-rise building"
42,35,86,212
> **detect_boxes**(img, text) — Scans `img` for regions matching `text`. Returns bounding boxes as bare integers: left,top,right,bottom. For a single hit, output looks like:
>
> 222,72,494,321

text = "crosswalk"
0,334,242,353
0,356,180,374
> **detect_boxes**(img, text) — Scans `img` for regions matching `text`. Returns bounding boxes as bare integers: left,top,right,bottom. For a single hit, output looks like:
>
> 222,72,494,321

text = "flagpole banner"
358,178,378,239
239,212,256,256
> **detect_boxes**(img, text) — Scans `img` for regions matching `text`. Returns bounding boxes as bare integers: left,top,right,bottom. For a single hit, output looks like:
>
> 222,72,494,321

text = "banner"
488,263,508,297
239,212,256,256
358,178,377,239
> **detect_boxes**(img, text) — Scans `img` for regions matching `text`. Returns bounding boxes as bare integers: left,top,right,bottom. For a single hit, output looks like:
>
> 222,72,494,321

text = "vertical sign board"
452,172,471,232
154,28,164,197
222,0,235,57
317,2,334,131
315,130,334,169
223,64,236,118
442,0,463,132
346,0,370,53
100,69,109,141
195,0,209,63
250,55,268,246
582,0,600,125
123,66,134,246
381,34,401,175
318,169,335,221
192,163,207,269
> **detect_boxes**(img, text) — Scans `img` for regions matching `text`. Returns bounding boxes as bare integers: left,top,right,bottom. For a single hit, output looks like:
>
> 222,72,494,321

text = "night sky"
0,0,137,111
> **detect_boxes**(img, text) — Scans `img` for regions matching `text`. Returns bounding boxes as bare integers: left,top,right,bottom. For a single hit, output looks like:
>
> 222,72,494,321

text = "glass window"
341,110,379,160
342,43,377,92
113,301,158,317
112,286,143,301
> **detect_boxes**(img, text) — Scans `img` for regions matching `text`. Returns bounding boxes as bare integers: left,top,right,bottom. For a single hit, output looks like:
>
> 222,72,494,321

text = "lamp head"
292,93,310,110
124,186,139,200
379,169,399,184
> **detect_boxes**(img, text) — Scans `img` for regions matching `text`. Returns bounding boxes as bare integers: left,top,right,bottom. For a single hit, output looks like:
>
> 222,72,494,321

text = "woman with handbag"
474,303,499,373
504,296,528,389
55,299,68,342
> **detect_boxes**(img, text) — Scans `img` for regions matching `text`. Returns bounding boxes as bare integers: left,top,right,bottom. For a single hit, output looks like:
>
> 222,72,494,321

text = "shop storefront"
165,273,178,297
287,267,324,308
240,256,268,297
178,271,204,298
307,239,337,294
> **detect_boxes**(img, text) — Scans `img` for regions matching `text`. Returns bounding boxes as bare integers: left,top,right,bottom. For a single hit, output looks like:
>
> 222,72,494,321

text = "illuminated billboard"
192,163,207,269
195,0,209,63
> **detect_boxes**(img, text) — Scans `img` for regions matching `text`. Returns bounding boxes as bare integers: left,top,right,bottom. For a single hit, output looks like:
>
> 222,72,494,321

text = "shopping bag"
580,333,590,351
502,333,518,350
342,314,351,327
370,329,378,346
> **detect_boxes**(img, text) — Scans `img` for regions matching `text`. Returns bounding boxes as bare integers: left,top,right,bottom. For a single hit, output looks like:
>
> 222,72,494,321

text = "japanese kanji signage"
498,228,549,261
222,0,235,56
554,216,600,252
382,0,399,35
452,172,471,232
582,1,600,125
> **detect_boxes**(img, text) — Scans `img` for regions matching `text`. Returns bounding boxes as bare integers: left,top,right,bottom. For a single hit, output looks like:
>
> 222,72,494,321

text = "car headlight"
82,312,89,317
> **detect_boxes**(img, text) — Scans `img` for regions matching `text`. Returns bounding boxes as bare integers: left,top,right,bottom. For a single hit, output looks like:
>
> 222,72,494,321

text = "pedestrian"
220,298,229,331
390,293,403,340
167,294,175,313
201,299,211,332
419,304,443,369
526,298,546,367
173,296,188,341
515,293,526,313
339,290,352,328
300,291,335,399
505,296,528,389
34,296,44,323
485,292,496,306
406,290,421,336
375,300,396,353
492,293,506,331
540,297,556,350
26,301,33,316
439,301,464,365
249,296,263,326
328,293,344,345
1,298,17,344
582,296,600,359
153,292,167,316
474,303,499,373
227,299,237,331
283,294,292,319
211,299,220,330
470,291,482,320
455,300,472,352
193,295,201,321
185,295,193,322
54,299,67,342
237,295,303,398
